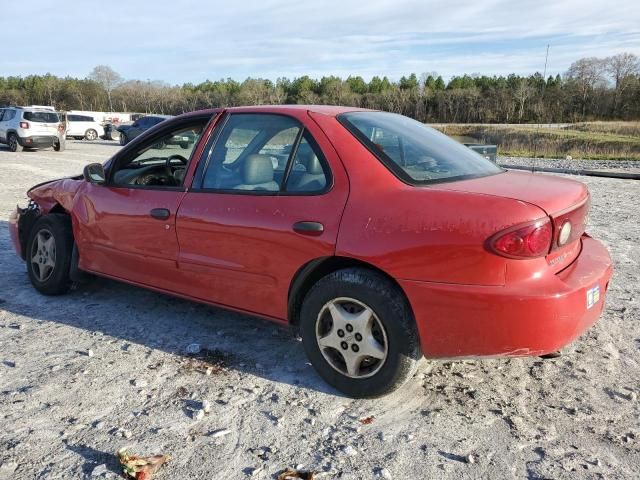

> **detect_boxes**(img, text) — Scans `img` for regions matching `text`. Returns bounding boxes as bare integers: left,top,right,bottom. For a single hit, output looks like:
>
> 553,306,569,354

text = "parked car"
116,115,172,146
9,106,612,397
0,106,65,152
66,114,105,141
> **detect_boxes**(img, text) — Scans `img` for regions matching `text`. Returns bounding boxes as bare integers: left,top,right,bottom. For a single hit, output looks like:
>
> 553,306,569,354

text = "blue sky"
4,0,640,84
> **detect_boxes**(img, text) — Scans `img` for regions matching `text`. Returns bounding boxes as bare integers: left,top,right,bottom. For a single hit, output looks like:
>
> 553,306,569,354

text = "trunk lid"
436,170,590,272
434,170,588,214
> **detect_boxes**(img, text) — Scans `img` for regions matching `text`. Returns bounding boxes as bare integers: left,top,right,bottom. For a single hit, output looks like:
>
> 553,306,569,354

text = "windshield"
23,111,60,123
338,111,502,185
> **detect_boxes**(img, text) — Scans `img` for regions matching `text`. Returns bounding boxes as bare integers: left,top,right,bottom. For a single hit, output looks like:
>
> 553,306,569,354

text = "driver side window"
110,120,207,189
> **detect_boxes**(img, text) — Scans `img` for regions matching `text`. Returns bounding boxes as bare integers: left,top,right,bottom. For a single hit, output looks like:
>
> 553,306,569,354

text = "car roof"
179,105,374,119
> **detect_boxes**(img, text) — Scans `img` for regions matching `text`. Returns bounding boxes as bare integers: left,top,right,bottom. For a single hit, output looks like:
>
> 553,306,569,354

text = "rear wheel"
299,268,421,398
7,133,22,152
26,214,74,295
85,129,98,141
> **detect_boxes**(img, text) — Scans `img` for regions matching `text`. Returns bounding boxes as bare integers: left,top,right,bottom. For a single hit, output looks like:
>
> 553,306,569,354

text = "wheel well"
287,256,411,326
18,203,69,260
49,203,68,215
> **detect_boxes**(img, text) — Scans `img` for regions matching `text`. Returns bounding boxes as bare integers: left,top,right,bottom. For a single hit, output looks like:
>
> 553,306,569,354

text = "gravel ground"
498,156,640,171
0,141,639,479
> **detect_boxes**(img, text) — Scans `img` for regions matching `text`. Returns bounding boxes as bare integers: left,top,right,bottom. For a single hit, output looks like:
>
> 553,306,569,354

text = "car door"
0,109,8,142
127,118,146,140
66,115,79,136
72,114,213,290
175,111,350,320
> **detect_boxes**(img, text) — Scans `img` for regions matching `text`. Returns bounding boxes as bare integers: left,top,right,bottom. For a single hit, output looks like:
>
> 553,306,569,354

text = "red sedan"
9,106,612,397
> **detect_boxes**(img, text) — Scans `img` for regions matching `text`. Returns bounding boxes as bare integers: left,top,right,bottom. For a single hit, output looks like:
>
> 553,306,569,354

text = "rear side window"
201,114,301,192
23,111,60,123
197,113,330,194
285,134,329,193
70,115,94,122
338,111,502,185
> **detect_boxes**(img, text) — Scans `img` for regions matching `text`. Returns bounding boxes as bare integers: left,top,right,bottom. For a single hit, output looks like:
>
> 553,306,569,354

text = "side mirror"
83,163,106,184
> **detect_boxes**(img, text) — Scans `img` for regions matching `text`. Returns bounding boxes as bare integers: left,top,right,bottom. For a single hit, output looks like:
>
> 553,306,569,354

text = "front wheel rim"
87,130,97,140
315,297,388,379
9,136,17,150
30,229,56,282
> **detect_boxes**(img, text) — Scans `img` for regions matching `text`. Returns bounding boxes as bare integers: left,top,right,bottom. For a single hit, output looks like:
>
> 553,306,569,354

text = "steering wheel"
166,154,188,169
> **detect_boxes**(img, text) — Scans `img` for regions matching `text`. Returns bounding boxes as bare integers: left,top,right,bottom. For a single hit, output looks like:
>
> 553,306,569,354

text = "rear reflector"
488,218,553,258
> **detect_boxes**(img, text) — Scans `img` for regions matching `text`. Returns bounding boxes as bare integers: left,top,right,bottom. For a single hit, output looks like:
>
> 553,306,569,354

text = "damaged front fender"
27,176,84,214
10,176,84,260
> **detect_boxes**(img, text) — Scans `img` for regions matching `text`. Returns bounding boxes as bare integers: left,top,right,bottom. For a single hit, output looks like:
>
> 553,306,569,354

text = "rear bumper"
18,135,57,148
400,235,613,358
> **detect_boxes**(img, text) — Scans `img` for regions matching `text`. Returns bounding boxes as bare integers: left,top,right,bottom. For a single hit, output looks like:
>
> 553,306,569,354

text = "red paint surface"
16,105,613,358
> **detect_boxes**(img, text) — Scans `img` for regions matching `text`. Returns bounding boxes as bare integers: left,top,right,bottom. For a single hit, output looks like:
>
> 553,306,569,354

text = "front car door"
72,113,215,290
176,111,350,320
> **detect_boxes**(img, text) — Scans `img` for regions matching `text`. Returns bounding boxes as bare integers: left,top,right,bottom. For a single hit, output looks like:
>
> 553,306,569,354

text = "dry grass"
435,123,640,160
568,121,640,138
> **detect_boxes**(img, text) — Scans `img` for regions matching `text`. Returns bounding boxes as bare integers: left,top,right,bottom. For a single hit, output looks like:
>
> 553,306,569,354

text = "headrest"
243,154,274,184
305,154,323,174
297,146,323,175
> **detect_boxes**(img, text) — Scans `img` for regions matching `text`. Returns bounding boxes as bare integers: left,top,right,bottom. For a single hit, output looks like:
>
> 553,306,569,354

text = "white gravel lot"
0,141,638,479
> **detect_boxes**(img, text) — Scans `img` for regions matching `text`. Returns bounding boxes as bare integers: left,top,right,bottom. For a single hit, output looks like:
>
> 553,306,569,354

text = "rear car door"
72,114,214,290
176,111,350,320
0,109,10,142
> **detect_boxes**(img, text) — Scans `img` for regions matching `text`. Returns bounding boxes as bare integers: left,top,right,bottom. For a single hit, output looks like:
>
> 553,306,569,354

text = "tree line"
1,53,638,124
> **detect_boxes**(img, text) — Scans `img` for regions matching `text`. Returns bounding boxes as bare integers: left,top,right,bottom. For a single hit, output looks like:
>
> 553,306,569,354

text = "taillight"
20,121,29,129
488,218,553,258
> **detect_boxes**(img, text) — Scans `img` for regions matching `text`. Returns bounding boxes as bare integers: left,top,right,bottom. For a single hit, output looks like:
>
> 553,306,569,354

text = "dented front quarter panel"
27,177,84,214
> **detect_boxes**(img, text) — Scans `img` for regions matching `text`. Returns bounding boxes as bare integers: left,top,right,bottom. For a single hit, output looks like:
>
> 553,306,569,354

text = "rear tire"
85,129,98,141
26,214,74,295
299,268,421,398
7,133,23,152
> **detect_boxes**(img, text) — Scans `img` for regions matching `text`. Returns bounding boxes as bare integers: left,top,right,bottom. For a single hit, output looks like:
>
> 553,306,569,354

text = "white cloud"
3,0,640,82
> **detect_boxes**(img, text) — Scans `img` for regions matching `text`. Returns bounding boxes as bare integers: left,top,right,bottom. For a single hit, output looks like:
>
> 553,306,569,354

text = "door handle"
293,221,324,236
150,208,170,220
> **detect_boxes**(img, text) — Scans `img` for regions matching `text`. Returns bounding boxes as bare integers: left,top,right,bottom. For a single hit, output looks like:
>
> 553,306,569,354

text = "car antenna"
532,44,550,160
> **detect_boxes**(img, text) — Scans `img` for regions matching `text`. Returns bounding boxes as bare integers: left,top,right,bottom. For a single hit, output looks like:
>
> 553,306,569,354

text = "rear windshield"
338,111,503,185
23,111,60,123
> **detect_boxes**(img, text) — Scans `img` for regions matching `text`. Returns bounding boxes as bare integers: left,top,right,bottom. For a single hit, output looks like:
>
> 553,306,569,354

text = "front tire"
300,268,421,398
26,214,74,295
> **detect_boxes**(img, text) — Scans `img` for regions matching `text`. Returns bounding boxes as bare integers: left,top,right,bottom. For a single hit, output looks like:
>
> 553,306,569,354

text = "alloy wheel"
30,229,56,282
315,297,388,378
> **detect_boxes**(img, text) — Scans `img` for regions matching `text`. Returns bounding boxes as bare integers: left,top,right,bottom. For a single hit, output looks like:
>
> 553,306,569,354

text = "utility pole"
533,44,550,159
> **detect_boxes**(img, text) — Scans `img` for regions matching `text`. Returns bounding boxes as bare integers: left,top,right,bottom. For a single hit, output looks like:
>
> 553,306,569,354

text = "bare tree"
566,57,607,118
88,65,123,112
514,79,534,122
606,53,640,115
